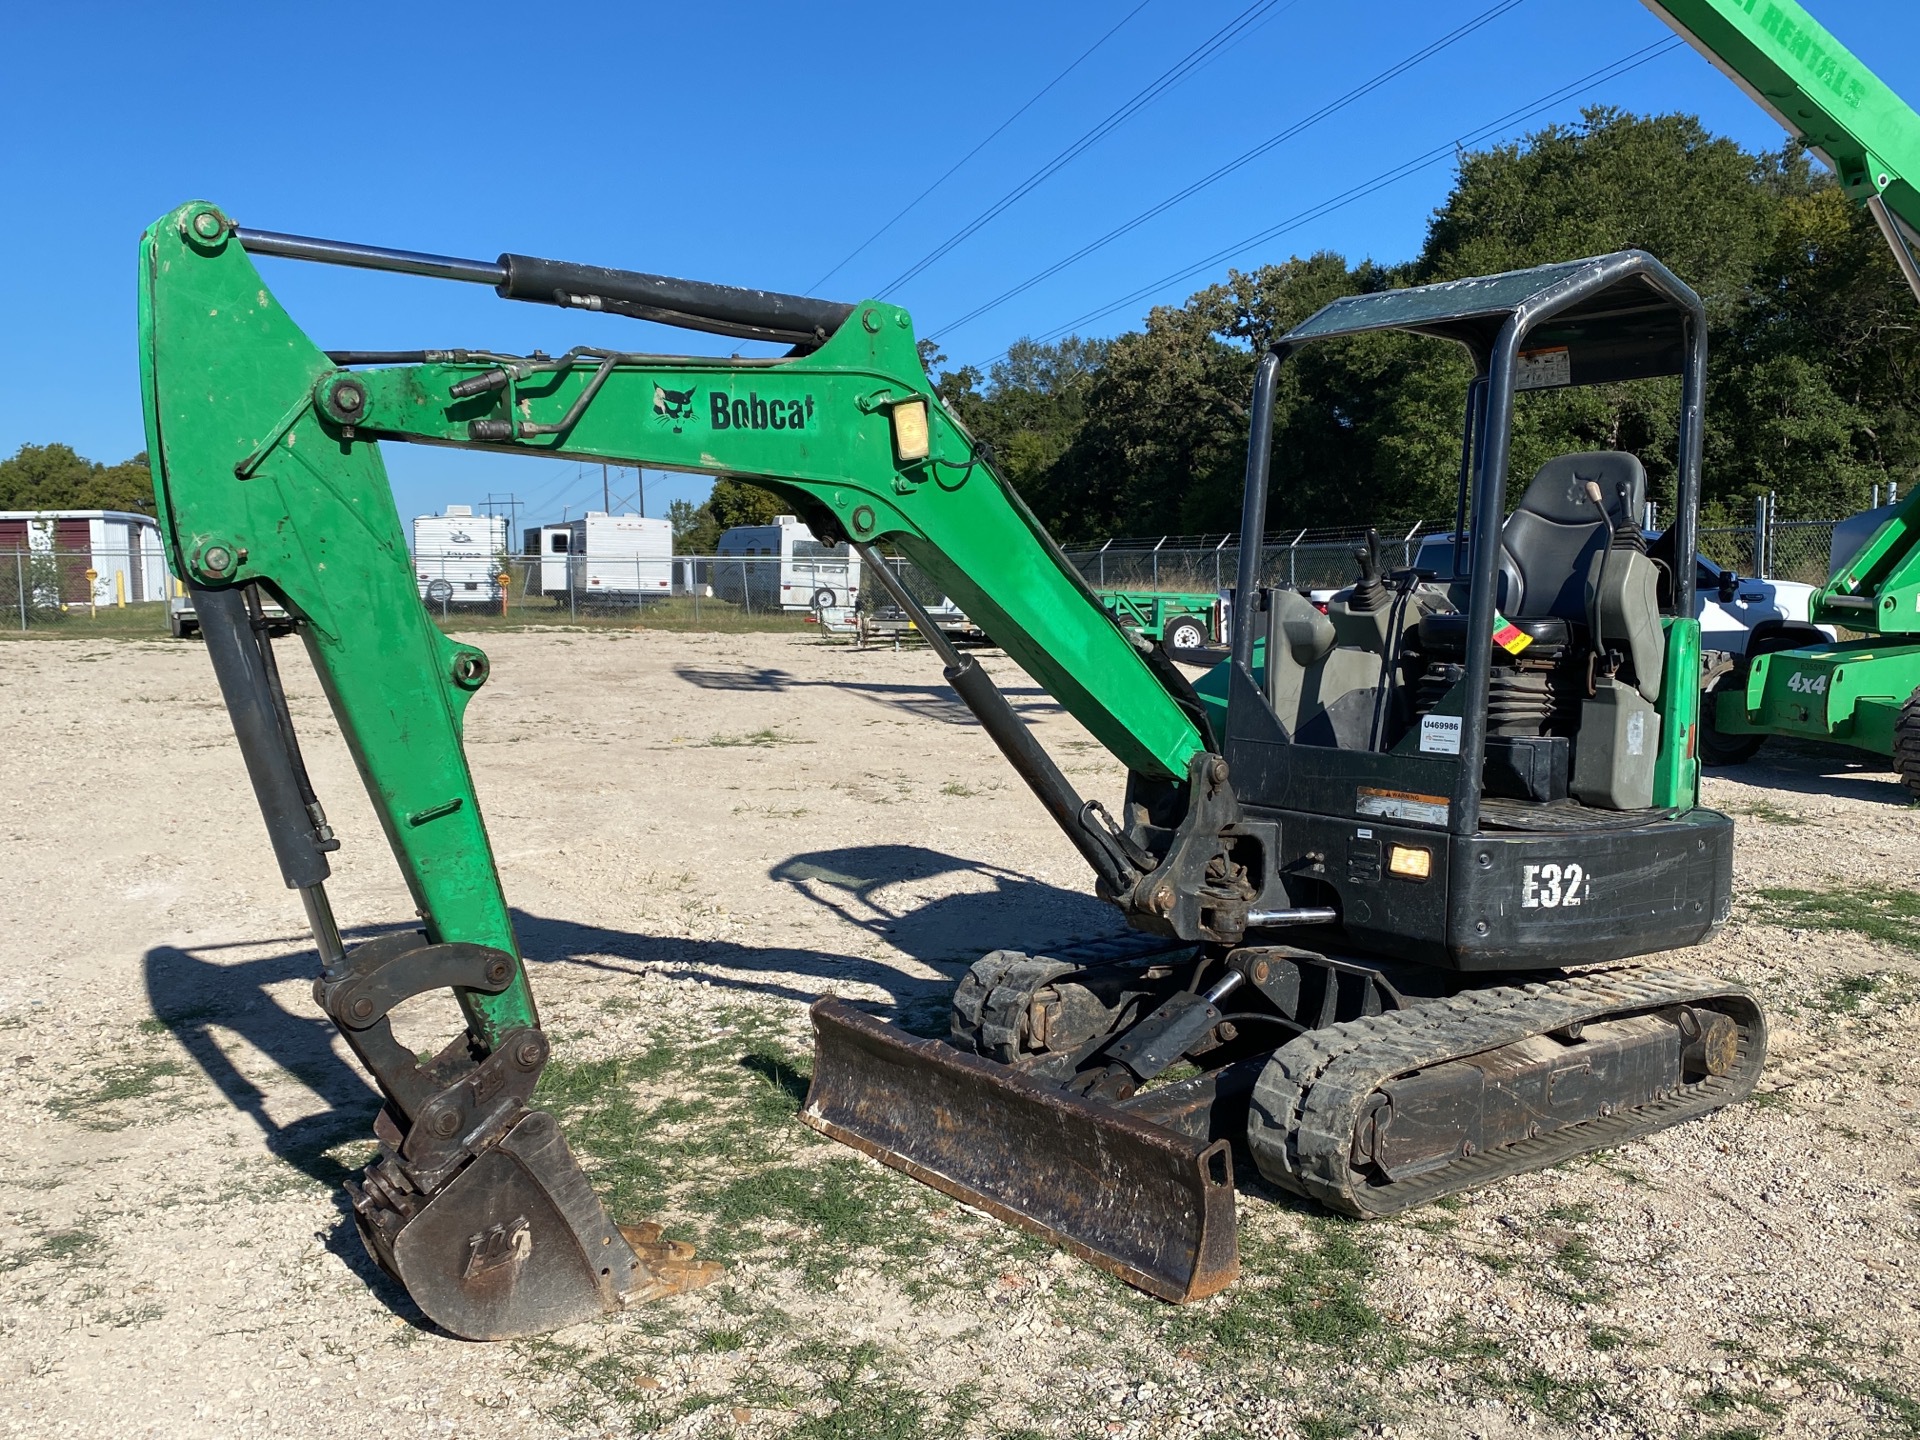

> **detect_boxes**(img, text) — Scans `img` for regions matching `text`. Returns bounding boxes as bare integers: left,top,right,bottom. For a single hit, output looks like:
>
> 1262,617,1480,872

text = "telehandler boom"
1642,0,1920,787
144,205,1764,1333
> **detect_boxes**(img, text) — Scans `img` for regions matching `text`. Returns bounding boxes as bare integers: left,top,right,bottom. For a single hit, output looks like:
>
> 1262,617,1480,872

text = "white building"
0,510,169,606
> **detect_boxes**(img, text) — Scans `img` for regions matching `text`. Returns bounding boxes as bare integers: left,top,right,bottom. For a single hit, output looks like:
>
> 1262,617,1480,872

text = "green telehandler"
1645,0,1920,792
143,207,1761,1336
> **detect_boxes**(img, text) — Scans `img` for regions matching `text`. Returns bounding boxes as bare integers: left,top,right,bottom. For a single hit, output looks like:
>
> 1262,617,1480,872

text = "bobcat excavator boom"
141,202,1225,1336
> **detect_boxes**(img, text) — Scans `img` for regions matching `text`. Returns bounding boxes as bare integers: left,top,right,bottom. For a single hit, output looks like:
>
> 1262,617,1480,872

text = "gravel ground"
1,627,1916,1440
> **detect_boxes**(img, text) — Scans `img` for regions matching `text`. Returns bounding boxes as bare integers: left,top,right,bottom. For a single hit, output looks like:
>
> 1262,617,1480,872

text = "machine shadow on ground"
141,938,419,1318
137,845,1119,1321
671,663,1063,727
1723,741,1911,805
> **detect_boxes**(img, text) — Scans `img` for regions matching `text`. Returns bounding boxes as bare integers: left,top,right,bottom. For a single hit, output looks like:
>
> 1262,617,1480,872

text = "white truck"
413,506,507,608
713,514,860,612
524,513,671,603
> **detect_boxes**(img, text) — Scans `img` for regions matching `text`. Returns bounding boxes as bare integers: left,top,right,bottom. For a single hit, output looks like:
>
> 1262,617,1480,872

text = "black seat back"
1498,452,1647,621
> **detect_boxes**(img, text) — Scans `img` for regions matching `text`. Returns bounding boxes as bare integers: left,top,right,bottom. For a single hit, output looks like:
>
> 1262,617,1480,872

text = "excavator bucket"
802,998,1239,1302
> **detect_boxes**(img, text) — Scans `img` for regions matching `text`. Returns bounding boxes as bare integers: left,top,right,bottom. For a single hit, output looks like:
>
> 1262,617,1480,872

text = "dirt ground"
2,626,1917,1440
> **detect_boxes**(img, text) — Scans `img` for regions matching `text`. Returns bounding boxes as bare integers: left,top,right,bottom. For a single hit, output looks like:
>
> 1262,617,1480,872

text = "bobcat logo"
653,383,697,434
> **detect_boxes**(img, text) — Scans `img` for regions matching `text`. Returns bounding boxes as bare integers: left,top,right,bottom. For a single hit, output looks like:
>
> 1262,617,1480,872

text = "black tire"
1896,687,1920,801
1163,614,1208,653
811,587,837,611
1699,651,1764,767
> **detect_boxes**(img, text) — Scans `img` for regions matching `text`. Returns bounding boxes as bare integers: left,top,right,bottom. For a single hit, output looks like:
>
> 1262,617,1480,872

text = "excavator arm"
140,200,1225,1336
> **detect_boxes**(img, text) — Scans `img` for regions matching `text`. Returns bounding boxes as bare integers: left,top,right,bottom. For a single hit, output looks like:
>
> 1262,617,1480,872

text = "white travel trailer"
413,506,507,607
713,514,860,611
524,513,671,602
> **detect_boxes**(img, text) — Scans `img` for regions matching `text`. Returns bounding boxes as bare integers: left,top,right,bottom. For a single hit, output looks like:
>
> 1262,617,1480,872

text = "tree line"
25,114,1916,555
0,444,153,514
926,109,1920,541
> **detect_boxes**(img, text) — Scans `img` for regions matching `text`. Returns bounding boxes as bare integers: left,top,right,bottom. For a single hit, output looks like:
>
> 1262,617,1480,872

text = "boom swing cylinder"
144,199,1764,1330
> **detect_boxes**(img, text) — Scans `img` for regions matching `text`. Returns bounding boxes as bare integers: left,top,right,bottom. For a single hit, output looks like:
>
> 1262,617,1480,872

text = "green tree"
983,108,1920,542
0,444,154,513
706,477,786,530
668,497,720,554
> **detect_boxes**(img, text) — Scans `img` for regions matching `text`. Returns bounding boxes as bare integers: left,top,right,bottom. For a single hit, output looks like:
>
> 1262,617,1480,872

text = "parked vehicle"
413,506,507,607
713,514,860,611
168,589,293,639
1092,588,1223,653
523,513,670,603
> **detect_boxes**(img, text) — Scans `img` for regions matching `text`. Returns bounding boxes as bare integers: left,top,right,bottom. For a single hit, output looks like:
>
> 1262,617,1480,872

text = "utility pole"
602,463,610,514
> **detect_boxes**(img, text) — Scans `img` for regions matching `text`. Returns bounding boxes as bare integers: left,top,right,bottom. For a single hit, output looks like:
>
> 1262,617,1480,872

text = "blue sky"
2,0,1912,529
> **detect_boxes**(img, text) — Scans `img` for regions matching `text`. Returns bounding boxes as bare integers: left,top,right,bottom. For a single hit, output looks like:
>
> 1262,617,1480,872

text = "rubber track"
1895,688,1920,802
1247,967,1767,1217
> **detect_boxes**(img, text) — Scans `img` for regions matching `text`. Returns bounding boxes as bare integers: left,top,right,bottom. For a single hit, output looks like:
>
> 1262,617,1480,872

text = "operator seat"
1498,451,1647,621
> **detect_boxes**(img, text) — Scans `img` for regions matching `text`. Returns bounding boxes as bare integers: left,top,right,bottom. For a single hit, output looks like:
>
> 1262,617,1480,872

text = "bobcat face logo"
654,383,697,434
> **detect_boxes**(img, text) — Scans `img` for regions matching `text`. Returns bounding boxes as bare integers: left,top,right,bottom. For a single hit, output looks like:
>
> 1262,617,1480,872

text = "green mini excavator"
142,0,1919,1343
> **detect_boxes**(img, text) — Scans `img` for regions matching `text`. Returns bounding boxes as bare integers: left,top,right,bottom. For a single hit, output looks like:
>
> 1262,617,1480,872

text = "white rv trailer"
712,514,860,611
413,506,507,606
524,513,671,602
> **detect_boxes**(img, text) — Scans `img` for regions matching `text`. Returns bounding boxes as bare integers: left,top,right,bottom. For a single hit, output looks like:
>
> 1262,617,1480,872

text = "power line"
932,0,1528,338
999,38,1686,355
807,0,1155,293
879,0,1296,298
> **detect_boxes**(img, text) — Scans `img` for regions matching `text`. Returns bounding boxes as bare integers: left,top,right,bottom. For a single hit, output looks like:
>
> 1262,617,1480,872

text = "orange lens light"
1388,845,1432,880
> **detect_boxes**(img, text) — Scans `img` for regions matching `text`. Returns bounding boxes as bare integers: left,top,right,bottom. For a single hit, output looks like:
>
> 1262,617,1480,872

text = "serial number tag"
1419,714,1462,755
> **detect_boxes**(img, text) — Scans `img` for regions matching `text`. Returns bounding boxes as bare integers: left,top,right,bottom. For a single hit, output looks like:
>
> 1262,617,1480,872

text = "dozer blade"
356,1109,718,1340
803,998,1238,1302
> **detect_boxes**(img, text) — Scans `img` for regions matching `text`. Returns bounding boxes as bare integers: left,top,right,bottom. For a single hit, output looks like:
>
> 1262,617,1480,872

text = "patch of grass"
1819,972,1886,1015
1693,1385,1785,1420
0,1228,104,1272
47,1058,186,1127
433,597,813,636
789,1344,978,1440
1586,1325,1632,1352
1168,1221,1381,1361
939,782,983,797
704,727,810,748
1748,1088,1793,1110
534,1009,969,1288
1735,800,1806,825
1755,886,1920,954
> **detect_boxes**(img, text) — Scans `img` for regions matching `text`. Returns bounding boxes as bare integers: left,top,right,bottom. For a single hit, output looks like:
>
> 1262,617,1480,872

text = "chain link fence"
5,546,172,628
6,493,1894,633
1064,523,1450,596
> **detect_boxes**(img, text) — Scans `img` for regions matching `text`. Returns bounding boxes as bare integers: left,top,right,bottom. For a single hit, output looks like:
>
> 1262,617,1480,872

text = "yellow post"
114,571,126,608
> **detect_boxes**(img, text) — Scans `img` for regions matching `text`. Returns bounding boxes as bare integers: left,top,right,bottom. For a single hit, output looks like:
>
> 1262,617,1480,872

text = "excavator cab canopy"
1282,253,1697,386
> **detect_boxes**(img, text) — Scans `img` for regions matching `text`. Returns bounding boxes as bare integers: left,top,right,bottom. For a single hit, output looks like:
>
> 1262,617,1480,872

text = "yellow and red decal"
1491,613,1533,656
